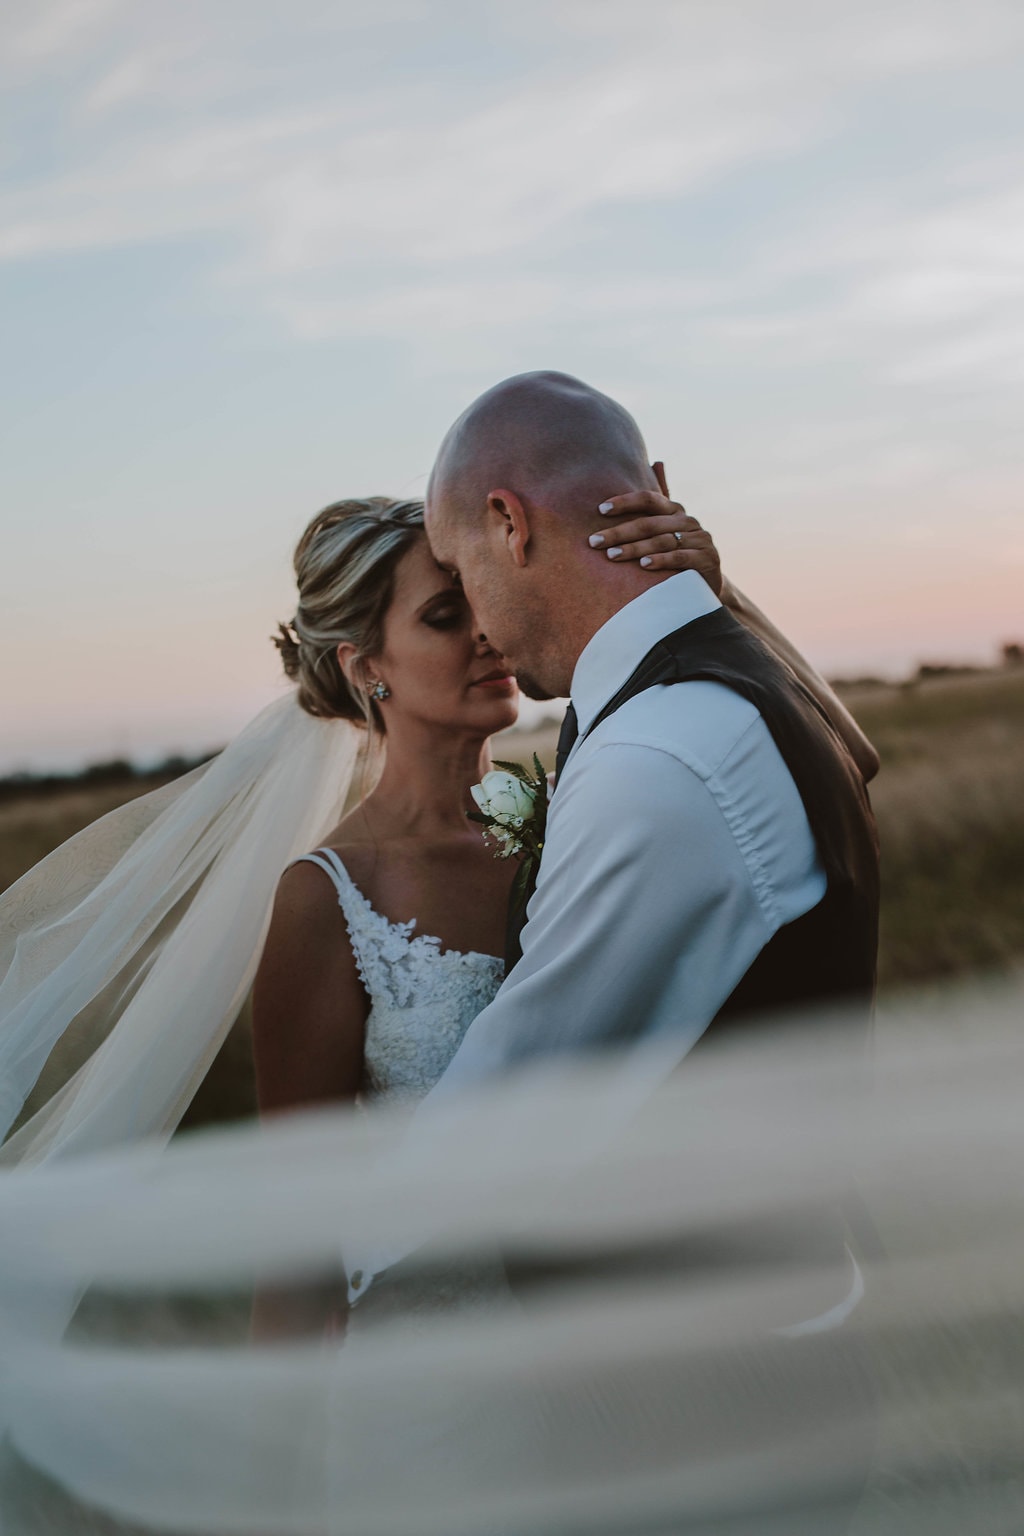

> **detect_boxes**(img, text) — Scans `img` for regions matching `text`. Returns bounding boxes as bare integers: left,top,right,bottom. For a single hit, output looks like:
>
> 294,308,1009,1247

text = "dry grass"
0,776,180,896
843,671,1024,989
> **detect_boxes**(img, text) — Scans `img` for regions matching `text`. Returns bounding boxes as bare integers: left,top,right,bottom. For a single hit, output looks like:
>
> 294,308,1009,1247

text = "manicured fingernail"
588,533,605,548
640,556,653,568
598,501,615,514
606,546,622,559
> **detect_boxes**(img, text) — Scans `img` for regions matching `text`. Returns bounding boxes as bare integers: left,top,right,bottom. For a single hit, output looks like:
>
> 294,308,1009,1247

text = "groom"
347,370,879,1320
423,370,879,1081
350,373,880,1525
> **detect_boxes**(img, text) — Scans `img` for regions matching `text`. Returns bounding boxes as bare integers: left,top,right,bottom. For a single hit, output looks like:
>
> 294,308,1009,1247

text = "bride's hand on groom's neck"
584,488,723,595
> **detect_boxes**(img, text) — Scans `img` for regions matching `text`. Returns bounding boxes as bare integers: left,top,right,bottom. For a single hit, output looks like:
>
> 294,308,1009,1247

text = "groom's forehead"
423,517,448,563
423,500,461,563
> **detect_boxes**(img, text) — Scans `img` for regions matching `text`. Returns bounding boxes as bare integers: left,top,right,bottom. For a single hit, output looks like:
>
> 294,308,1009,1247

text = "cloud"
5,0,1023,281
1,0,125,64
690,167,1024,391
3,0,1024,397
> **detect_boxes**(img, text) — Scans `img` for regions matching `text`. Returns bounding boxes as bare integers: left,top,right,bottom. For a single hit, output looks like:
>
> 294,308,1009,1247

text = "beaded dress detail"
296,847,505,1105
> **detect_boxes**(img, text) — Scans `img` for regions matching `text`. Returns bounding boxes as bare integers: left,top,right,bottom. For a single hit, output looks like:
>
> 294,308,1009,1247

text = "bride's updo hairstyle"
274,497,426,730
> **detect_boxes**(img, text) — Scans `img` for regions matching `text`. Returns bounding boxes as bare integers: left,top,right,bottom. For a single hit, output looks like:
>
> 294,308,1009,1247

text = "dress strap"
293,846,356,901
291,848,401,1002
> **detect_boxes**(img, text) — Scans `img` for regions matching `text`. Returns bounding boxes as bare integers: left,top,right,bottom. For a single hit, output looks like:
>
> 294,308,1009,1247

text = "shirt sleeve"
422,736,781,1101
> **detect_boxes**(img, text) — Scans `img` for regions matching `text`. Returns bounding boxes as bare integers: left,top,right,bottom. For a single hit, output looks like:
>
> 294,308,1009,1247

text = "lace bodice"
296,848,505,1103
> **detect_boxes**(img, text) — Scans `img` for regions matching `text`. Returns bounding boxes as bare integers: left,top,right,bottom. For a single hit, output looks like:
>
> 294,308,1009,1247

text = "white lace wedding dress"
297,847,510,1324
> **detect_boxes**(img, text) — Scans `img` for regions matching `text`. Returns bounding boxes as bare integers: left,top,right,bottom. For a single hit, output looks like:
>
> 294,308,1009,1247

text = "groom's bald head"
427,370,658,528
425,371,666,700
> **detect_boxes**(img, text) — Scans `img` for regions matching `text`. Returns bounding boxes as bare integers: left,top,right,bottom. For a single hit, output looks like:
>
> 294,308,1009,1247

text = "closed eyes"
421,588,469,629
423,609,462,630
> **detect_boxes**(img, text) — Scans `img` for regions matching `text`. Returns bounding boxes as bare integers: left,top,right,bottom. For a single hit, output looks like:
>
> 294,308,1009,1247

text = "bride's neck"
366,721,493,835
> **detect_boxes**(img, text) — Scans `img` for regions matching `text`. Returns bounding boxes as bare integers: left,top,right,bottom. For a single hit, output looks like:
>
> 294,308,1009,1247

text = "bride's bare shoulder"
267,861,346,947
284,805,380,901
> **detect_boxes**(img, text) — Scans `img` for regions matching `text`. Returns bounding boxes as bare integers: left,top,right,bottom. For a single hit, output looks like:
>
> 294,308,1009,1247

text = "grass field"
844,669,1024,989
3,669,1022,1127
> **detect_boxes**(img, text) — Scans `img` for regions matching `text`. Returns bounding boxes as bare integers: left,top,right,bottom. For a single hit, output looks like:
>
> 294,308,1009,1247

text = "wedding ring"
672,530,684,543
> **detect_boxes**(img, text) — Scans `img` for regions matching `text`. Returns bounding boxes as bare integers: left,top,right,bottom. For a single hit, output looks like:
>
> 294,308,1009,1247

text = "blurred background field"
3,665,1022,1127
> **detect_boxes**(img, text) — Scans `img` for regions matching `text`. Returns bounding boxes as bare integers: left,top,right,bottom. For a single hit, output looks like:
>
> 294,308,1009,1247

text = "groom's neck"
554,564,677,690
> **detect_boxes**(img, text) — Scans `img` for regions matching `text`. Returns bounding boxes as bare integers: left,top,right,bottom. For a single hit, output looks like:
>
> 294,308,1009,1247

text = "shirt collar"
570,571,723,733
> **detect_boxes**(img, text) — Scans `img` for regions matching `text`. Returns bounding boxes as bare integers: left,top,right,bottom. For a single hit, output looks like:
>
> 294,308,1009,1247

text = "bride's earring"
370,680,391,702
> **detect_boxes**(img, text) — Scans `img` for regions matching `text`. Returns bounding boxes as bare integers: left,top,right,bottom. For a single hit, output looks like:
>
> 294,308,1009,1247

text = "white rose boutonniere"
471,769,536,850
470,755,548,861
470,756,550,964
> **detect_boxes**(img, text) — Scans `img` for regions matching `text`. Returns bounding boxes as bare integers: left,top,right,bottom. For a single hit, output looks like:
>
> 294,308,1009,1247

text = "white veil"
0,691,360,1168
0,990,1022,1535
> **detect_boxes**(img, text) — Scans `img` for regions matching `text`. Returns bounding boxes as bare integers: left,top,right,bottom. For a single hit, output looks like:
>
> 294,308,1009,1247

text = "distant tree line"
0,751,217,805
828,640,1024,692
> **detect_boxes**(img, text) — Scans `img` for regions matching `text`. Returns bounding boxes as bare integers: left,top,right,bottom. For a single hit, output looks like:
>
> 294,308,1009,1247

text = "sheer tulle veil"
0,690,360,1168
1,991,1022,1534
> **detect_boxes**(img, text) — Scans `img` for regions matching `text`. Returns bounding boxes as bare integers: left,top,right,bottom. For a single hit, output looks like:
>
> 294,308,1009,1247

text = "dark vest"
509,606,880,1038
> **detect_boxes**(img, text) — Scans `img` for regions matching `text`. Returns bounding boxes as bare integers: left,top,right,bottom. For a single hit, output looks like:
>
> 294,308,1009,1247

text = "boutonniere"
470,757,550,967
469,756,549,899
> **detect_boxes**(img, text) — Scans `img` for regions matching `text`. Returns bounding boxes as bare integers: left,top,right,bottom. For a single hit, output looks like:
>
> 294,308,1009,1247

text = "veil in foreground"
0,691,360,1168
1,984,1023,1535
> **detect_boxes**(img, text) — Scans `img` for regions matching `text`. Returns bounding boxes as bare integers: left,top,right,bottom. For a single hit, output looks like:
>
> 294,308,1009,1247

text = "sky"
2,0,1023,772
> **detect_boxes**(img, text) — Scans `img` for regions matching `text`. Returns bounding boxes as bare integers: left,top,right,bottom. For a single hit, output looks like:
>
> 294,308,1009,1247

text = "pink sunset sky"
2,0,1023,771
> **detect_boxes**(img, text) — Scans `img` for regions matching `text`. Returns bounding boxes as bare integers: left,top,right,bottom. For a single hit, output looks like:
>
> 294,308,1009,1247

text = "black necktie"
554,702,579,786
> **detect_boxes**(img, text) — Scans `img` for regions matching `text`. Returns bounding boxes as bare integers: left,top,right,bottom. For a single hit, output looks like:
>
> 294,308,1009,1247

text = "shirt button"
350,1269,364,1289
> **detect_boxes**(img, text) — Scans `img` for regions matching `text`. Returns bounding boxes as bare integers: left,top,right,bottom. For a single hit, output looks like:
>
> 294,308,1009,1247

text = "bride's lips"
471,669,516,691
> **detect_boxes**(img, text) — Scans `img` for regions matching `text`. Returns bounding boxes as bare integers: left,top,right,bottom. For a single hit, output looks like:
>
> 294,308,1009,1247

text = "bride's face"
371,535,519,736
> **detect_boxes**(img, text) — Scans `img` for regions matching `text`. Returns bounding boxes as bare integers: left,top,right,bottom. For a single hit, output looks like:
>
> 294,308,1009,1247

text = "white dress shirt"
347,572,833,1303
424,571,826,1089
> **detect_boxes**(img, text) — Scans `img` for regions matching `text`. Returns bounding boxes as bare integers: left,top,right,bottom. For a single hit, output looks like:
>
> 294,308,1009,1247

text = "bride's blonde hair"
274,497,426,729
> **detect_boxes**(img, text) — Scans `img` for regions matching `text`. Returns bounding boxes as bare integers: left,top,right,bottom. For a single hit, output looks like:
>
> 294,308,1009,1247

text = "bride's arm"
252,861,367,1114
249,862,368,1340
592,491,879,784
717,577,880,784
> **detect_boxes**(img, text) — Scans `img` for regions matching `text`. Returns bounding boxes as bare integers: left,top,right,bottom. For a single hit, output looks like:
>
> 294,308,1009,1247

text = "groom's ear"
487,488,530,568
652,461,670,497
